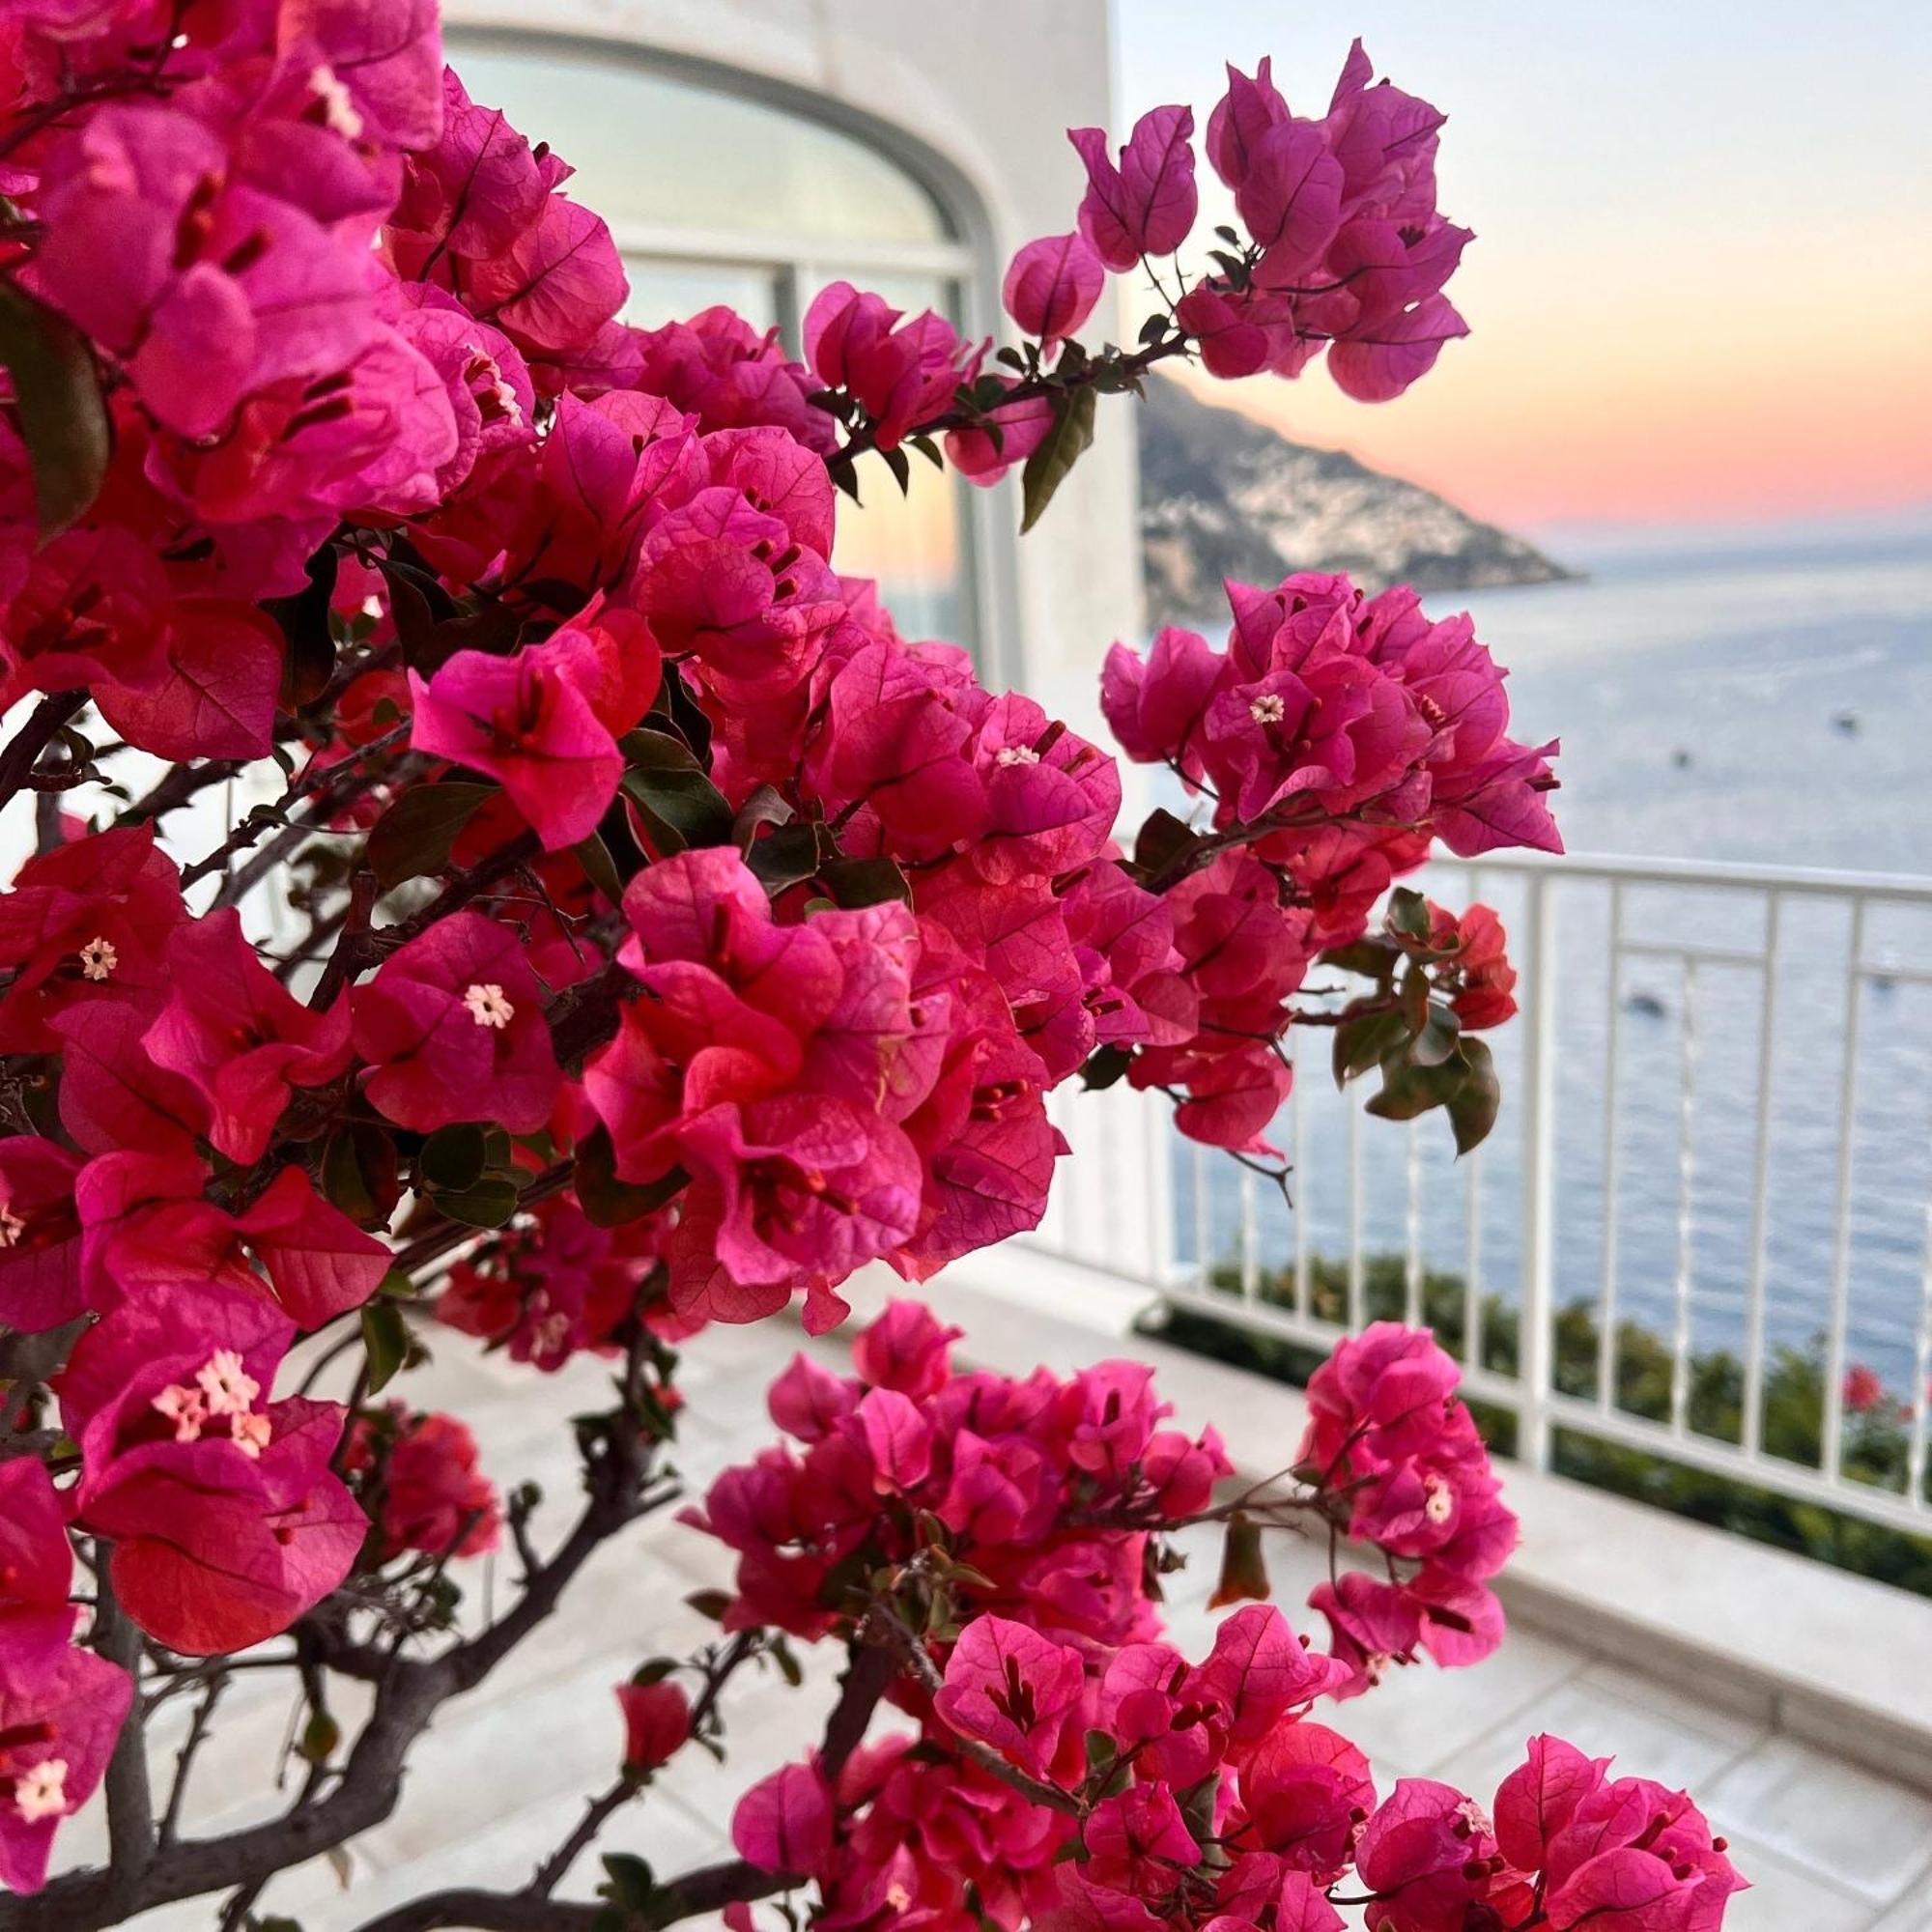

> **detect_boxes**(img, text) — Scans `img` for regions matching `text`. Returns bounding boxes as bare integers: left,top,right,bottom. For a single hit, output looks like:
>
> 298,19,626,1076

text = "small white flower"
0,1203,23,1250
1423,1472,1455,1524
195,1349,261,1420
1248,693,1287,724
14,1758,68,1824
1456,1795,1494,1837
152,1383,209,1444
77,935,118,981
308,63,364,140
360,593,384,621
463,982,515,1030
231,1411,273,1462
995,745,1041,767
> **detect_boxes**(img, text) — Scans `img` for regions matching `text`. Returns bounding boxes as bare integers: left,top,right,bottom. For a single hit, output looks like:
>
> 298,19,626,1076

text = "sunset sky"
1113,0,1932,537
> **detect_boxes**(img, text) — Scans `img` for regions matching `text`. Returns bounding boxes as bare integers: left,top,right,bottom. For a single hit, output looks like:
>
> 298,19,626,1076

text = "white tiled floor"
80,1310,1932,1931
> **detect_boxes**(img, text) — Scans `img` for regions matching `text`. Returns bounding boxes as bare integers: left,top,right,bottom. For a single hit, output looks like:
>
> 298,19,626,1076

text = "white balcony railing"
1036,851,1932,1540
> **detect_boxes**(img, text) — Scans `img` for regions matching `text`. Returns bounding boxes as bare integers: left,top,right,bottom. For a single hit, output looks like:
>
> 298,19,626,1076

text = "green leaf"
1318,939,1399,980
1364,1056,1467,1123
366,781,494,889
572,831,624,906
1080,1043,1133,1092
417,1123,487,1193
617,728,734,850
731,784,794,849
1331,1008,1410,1087
819,856,911,909
1386,886,1434,944
298,1711,340,1765
744,821,827,897
909,433,945,469
269,546,340,710
880,442,912,496
1207,1513,1270,1609
574,1128,687,1229
770,1634,804,1688
429,1177,522,1229
0,283,110,539
1019,384,1097,533
599,1853,656,1910
1410,999,1463,1068
321,1127,399,1231
1447,1037,1501,1154
1131,808,1199,879
684,1588,733,1623
360,1300,410,1396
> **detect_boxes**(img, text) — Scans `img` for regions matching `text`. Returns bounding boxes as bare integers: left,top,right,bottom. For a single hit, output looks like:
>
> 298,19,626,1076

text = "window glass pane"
448,42,952,246
623,258,781,333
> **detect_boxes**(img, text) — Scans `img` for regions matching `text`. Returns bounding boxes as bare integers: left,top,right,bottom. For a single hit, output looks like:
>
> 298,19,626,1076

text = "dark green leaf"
322,1127,399,1230
880,443,912,496
1386,886,1434,944
745,821,826,897
1019,384,1098,533
1080,1043,1133,1092
298,1711,340,1765
599,1853,656,1910
360,1300,410,1396
417,1123,487,1193
731,785,794,849
684,1588,733,1623
1131,808,1199,878
366,781,494,889
572,832,624,906
428,1177,522,1229
819,856,911,908
574,1128,687,1229
1332,1008,1411,1087
618,728,734,850
0,283,110,539
269,546,340,710
1364,1056,1467,1122
770,1634,804,1688
1410,999,1463,1068
1448,1037,1501,1154
1318,939,1399,980
909,433,945,469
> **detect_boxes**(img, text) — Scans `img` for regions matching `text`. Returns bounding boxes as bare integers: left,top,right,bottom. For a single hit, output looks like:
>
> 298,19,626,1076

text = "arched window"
447,36,988,650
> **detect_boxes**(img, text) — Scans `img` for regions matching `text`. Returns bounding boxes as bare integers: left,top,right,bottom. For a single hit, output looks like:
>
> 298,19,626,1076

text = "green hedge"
1151,1253,1932,1599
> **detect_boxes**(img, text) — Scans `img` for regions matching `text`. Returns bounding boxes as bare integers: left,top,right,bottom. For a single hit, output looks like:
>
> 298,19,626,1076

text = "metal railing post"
1518,868,1558,1472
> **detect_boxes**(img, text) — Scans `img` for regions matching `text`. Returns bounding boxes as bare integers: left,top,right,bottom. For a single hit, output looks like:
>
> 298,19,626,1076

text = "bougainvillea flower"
1068,107,1199,271
0,1460,75,1644
1493,1734,1612,1874
0,1138,86,1333
1003,232,1106,345
933,1615,1085,1779
1237,1719,1376,1877
1543,1775,1745,1932
142,909,353,1163
851,1299,962,1401
0,823,184,1054
409,637,625,853
57,1284,364,1654
352,910,560,1133
731,1760,835,1875
616,1678,692,1776
0,1635,134,1895
349,1407,500,1560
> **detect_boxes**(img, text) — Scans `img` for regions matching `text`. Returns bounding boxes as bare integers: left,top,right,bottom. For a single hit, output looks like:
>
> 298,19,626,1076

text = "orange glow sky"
1115,2,1932,534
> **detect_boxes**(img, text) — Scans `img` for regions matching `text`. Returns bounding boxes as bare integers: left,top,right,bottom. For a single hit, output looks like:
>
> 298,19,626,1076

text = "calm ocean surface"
1173,518,1932,1389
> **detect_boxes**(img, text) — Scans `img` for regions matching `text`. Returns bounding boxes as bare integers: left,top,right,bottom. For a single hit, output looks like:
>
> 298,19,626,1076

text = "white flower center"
231,1411,273,1461
195,1349,261,1419
995,746,1040,767
14,1758,68,1823
1457,1796,1494,1837
1249,693,1287,724
77,936,118,981
1423,1472,1455,1523
152,1383,210,1442
308,63,364,140
359,593,384,621
0,1203,23,1249
464,982,515,1029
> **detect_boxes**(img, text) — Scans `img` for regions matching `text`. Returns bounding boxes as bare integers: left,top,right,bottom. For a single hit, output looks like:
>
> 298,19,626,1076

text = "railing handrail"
1460,848,1932,901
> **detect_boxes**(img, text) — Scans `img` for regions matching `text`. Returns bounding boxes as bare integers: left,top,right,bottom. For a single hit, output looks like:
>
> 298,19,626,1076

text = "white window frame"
443,26,1022,685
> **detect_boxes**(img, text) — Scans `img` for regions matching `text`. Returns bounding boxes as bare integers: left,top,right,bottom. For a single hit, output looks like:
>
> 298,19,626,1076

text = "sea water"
1173,517,1932,1390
